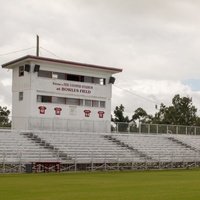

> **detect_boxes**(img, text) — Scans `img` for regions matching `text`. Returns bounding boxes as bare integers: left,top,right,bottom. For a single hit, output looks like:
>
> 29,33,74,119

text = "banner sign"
53,82,93,95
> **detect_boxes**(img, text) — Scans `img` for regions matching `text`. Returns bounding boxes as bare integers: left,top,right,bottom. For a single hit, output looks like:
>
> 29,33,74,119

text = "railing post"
74,153,77,172
156,124,158,134
92,120,94,132
117,152,119,170
52,118,55,131
131,153,134,170
148,124,150,134
139,123,141,134
176,126,178,134
91,152,94,171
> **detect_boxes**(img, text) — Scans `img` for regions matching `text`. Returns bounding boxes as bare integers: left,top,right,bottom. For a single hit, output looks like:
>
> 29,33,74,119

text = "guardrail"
111,122,200,135
0,116,110,132
1,116,200,135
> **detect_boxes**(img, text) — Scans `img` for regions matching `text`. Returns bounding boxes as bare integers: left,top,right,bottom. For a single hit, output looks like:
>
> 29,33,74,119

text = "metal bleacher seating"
113,134,200,162
1,129,200,165
34,132,146,163
173,135,200,151
0,130,60,163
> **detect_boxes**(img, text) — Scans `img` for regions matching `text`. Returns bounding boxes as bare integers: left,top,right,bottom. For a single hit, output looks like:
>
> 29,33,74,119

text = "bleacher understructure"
1,130,200,173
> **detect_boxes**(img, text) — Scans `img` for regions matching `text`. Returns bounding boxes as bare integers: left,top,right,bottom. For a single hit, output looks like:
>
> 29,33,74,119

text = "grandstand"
1,55,200,173
1,129,200,173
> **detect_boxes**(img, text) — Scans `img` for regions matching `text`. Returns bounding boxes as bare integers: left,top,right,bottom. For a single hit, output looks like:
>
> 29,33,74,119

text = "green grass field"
1,169,200,200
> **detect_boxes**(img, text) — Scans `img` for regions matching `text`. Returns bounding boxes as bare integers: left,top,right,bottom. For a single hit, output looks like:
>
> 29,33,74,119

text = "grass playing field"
1,169,200,200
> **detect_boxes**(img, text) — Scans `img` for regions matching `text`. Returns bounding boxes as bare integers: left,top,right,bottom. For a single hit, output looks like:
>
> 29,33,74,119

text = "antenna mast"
36,35,39,57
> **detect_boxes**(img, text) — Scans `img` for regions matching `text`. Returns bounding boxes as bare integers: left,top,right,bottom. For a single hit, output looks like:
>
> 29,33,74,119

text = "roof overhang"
2,55,123,74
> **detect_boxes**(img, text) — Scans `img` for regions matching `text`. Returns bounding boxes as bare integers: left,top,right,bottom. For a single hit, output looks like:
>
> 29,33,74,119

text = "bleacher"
33,132,145,163
0,130,60,163
113,134,200,162
1,130,200,167
173,135,200,151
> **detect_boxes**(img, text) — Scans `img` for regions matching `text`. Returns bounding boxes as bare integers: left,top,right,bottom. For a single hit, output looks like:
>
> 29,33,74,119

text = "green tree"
132,107,152,123
0,106,11,127
152,94,198,126
112,104,129,122
112,104,129,132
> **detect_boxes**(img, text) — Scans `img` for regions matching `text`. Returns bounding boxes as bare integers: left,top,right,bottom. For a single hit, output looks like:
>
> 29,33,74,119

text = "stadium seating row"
0,130,200,164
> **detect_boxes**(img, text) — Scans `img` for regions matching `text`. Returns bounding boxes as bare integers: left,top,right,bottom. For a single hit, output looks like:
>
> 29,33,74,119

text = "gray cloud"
1,0,200,115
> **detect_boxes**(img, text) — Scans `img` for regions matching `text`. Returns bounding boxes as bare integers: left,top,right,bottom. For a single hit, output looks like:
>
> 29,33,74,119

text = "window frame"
19,92,23,101
19,66,24,77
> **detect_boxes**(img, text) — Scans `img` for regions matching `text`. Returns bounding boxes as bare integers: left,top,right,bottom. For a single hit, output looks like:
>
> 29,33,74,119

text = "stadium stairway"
112,134,200,162
31,132,145,164
167,136,200,153
104,135,153,161
22,132,71,162
0,130,60,164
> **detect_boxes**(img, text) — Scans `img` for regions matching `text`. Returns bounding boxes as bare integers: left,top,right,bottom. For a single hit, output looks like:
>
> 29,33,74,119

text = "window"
36,95,105,108
67,74,80,82
52,73,58,79
52,96,66,104
19,66,24,77
85,100,92,107
38,70,52,78
84,76,93,83
80,99,83,106
66,98,80,106
100,78,106,85
19,92,23,101
37,68,105,85
92,100,99,107
93,77,100,84
100,101,106,108
52,72,66,80
37,95,52,103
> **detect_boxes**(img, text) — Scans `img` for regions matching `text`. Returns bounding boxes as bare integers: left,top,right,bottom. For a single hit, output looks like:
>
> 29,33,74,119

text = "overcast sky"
1,0,200,117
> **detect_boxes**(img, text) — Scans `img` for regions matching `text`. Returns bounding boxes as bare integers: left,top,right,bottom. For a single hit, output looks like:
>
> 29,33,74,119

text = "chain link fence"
111,122,200,135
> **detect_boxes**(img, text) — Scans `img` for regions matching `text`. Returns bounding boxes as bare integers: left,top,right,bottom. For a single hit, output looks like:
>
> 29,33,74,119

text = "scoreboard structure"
2,55,122,132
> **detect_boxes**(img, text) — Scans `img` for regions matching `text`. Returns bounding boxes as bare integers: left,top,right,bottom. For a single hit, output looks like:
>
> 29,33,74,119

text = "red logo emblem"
84,110,91,117
38,106,46,114
98,111,105,118
54,107,62,115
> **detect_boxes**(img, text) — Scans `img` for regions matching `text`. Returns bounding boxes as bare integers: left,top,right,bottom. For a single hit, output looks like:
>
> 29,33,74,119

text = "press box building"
2,55,122,132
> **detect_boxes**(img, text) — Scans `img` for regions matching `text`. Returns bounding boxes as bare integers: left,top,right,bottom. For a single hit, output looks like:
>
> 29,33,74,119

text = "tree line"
112,94,200,126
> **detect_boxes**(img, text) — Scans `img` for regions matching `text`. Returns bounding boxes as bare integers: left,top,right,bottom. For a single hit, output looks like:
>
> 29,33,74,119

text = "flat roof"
2,55,123,73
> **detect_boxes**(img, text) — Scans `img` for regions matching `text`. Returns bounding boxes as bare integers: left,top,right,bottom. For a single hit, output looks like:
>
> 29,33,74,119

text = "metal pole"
176,126,178,134
91,152,94,171
139,123,141,134
117,152,119,170
75,153,77,172
36,35,39,56
156,124,158,134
